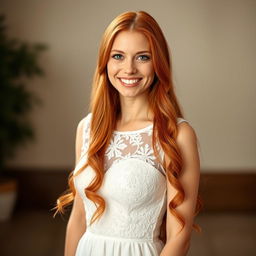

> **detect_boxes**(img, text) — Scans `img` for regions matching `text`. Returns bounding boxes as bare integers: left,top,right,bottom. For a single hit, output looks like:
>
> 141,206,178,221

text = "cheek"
107,61,119,77
143,63,154,78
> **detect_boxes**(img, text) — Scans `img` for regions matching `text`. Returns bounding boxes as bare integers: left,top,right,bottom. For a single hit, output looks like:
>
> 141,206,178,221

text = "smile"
119,78,142,87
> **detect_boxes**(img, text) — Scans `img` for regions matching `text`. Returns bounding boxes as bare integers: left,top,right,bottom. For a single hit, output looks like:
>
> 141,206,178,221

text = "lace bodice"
74,113,188,241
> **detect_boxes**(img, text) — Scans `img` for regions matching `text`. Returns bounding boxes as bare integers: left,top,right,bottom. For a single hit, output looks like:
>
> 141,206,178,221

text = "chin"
118,90,139,98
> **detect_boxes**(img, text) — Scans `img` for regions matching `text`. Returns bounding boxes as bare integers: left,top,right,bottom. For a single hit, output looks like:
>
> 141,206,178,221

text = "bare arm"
160,122,200,256
64,118,87,256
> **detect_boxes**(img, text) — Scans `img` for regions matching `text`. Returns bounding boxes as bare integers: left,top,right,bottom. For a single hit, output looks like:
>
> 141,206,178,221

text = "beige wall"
1,0,256,172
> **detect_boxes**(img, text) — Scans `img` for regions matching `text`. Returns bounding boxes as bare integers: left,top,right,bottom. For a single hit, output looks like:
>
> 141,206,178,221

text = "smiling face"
107,30,155,99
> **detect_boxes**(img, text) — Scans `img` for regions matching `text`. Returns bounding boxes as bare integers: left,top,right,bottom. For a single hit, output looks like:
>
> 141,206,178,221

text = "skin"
107,30,155,129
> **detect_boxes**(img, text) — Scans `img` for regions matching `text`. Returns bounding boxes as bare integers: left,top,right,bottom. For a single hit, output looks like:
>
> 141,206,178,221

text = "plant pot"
0,178,17,221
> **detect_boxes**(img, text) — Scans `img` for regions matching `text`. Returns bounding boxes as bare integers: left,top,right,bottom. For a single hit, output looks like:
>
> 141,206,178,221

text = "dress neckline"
113,123,153,135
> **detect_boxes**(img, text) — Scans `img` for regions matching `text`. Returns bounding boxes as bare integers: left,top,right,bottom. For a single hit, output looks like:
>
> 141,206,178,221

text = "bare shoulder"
176,121,200,172
176,121,198,148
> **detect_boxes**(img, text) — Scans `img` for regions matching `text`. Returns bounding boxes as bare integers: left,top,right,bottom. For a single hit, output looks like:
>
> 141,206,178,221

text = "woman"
54,10,202,256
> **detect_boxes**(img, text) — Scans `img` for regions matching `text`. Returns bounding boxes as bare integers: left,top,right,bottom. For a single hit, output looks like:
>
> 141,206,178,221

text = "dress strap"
177,117,189,125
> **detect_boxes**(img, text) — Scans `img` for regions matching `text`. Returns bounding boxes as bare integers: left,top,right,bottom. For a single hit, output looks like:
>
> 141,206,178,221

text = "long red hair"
53,10,202,235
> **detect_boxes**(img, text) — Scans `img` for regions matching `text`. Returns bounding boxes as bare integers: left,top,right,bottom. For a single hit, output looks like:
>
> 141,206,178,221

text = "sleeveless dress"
73,113,188,256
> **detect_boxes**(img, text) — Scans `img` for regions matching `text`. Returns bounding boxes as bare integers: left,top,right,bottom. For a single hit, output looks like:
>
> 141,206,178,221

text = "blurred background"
0,0,255,255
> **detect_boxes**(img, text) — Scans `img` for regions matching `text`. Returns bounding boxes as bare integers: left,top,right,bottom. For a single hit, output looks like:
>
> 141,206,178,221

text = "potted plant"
0,14,47,221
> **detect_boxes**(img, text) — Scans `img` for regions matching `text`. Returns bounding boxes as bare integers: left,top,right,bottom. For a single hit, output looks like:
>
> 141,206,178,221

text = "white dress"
73,113,188,256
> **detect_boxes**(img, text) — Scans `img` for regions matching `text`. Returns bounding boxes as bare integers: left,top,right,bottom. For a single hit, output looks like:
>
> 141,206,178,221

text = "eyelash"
112,54,123,60
137,55,150,61
111,54,150,61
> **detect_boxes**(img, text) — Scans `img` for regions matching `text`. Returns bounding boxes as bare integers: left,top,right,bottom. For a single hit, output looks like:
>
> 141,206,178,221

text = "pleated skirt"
75,230,164,256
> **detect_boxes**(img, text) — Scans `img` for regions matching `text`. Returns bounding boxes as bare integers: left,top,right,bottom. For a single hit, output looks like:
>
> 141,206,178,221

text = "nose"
124,58,137,74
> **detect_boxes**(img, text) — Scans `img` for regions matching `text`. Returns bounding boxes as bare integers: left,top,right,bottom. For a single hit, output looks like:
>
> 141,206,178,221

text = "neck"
118,94,153,124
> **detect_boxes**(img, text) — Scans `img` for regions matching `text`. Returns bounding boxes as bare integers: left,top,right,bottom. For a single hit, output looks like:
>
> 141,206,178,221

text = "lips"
118,78,142,87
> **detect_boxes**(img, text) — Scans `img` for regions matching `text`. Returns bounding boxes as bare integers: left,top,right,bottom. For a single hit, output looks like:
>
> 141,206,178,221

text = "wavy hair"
53,10,203,235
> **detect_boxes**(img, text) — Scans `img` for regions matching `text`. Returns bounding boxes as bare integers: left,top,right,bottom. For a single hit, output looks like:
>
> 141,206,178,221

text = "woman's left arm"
160,122,201,256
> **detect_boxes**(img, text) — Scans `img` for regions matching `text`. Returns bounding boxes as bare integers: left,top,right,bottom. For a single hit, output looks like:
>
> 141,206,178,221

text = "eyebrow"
111,50,151,54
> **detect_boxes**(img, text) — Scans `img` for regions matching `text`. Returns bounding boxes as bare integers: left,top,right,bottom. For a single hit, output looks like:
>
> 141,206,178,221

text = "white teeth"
120,79,140,85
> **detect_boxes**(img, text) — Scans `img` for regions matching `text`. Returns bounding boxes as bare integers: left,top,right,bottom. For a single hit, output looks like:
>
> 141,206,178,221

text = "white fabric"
74,113,188,256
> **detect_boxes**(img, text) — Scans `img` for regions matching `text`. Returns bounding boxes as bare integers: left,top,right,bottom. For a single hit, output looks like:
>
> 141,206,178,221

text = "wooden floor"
0,209,255,256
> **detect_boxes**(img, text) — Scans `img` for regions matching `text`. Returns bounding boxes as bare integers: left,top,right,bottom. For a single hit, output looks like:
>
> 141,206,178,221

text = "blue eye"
112,54,123,60
137,55,150,61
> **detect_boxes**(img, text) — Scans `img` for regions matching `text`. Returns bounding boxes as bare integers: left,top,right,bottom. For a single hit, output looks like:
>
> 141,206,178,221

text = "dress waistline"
85,229,160,243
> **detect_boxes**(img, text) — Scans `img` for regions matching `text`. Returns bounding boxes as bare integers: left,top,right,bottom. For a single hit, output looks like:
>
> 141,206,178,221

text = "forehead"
111,30,150,52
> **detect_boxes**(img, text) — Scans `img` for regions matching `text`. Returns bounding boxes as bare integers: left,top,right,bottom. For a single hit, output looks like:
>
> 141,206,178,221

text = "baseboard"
4,168,256,212
200,172,256,211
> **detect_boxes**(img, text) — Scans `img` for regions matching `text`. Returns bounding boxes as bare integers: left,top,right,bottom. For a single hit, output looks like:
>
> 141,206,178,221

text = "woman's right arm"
64,118,87,256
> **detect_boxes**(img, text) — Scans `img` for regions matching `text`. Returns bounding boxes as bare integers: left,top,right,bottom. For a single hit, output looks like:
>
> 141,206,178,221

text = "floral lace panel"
104,130,165,176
